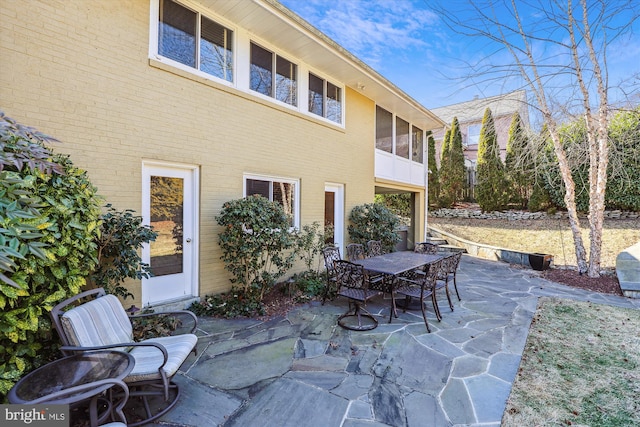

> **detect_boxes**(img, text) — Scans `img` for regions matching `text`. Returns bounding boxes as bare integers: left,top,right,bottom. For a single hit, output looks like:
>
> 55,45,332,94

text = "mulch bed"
542,268,623,296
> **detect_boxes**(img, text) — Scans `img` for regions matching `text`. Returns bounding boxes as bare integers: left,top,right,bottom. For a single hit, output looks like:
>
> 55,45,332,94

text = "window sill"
148,57,345,132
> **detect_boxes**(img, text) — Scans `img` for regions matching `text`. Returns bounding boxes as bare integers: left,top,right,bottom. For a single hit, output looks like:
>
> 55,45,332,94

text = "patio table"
8,350,134,426
354,251,445,321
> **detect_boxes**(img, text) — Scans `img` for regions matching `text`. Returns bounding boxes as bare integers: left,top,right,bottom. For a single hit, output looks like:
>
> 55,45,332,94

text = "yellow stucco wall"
1,0,378,306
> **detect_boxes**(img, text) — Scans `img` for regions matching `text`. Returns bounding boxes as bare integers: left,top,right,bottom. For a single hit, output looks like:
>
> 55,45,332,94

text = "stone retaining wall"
430,208,639,221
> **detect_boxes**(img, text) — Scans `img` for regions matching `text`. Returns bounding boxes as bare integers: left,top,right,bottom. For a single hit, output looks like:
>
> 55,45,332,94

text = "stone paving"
156,255,640,427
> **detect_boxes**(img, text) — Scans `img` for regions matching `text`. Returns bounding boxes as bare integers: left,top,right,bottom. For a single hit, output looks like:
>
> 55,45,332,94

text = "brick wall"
1,0,376,304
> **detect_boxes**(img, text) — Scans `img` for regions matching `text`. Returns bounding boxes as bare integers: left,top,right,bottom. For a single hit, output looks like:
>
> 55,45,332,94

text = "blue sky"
280,0,640,112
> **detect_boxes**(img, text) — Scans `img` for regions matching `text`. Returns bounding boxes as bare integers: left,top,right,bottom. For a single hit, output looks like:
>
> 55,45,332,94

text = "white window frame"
308,72,343,125
249,42,298,107
243,174,300,229
150,0,236,86
466,124,481,147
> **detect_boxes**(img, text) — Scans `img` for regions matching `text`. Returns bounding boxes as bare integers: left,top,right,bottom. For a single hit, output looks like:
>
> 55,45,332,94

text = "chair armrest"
61,341,169,368
130,310,198,334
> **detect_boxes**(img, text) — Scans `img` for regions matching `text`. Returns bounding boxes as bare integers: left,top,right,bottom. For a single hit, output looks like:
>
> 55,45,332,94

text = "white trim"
324,183,345,253
149,0,237,87
141,160,200,306
148,0,346,129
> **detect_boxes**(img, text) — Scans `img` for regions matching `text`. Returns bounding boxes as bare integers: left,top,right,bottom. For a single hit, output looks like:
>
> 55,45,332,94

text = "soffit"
196,0,445,131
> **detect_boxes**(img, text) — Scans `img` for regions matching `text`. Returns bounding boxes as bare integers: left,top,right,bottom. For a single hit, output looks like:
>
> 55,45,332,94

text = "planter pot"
529,253,553,271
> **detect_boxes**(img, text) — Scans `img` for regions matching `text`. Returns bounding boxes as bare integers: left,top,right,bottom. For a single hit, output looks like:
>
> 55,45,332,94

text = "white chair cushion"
61,294,133,347
126,334,198,382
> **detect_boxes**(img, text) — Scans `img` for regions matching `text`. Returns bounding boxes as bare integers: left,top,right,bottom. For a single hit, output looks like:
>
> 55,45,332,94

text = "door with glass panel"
142,163,198,306
324,183,344,252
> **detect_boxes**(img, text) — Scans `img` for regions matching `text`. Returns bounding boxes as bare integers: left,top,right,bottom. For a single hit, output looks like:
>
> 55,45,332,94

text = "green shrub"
348,203,401,252
190,287,264,318
89,205,157,299
216,195,296,300
0,113,103,400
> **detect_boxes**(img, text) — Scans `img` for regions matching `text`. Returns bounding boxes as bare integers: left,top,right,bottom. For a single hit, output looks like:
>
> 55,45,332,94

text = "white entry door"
142,163,199,306
324,183,344,252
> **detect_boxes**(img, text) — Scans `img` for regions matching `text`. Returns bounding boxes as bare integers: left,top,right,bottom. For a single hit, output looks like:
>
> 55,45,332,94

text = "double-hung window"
250,43,297,106
158,0,233,82
308,73,342,124
245,175,299,228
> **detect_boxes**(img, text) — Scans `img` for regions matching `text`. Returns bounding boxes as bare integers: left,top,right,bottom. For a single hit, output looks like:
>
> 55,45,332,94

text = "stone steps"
617,242,640,298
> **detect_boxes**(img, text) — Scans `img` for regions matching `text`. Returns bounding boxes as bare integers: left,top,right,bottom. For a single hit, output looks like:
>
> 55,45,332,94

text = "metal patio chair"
322,245,341,304
346,243,366,262
334,260,382,331
366,240,384,257
395,258,444,332
50,288,198,427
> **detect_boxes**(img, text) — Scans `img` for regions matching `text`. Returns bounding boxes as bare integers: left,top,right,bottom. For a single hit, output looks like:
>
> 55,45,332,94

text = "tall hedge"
505,112,533,208
427,133,440,207
439,118,466,207
475,108,507,211
0,114,102,400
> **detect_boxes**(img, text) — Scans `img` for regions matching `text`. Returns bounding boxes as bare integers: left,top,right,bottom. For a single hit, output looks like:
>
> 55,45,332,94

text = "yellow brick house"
0,0,444,308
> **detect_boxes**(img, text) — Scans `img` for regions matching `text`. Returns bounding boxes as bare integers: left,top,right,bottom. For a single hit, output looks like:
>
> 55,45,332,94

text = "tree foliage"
475,108,507,211
88,205,157,299
436,0,640,276
0,114,102,399
216,195,296,300
538,108,640,212
427,133,440,207
505,112,534,208
439,118,466,207
348,203,401,253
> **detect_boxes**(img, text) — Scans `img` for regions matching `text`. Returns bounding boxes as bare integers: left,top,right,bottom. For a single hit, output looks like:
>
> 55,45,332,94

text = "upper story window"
375,106,393,153
376,106,424,163
466,124,481,146
412,126,424,163
158,0,233,82
250,43,297,106
245,175,299,228
309,73,342,124
395,117,410,159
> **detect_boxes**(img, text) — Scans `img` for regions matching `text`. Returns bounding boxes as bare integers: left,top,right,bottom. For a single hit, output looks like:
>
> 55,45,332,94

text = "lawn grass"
428,216,640,269
502,298,640,426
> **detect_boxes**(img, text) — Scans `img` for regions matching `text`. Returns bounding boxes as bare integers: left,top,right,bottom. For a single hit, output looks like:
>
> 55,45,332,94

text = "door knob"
186,238,192,243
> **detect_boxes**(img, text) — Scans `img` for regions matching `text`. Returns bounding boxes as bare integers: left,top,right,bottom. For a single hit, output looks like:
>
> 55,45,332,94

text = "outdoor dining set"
8,241,461,427
322,241,462,333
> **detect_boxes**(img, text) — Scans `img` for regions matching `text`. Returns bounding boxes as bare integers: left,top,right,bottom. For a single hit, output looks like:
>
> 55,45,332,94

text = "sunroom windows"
244,175,299,228
376,106,424,164
159,0,233,82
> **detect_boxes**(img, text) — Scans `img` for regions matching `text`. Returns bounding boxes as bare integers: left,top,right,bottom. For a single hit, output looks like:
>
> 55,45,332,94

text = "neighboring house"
431,91,529,194
1,0,443,308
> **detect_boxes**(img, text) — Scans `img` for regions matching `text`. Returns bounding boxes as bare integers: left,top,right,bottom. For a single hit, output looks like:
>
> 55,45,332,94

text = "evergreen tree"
438,128,452,206
446,117,466,205
476,108,507,211
427,133,439,206
505,112,532,208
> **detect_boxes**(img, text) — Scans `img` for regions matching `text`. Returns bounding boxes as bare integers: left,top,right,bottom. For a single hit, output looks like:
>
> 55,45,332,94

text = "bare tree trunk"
568,0,610,277
545,121,589,274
